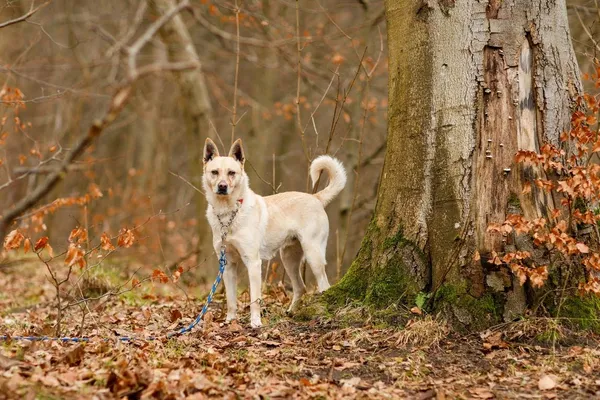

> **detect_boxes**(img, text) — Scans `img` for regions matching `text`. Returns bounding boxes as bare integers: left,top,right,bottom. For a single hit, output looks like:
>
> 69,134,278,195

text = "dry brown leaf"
101,232,115,251
3,229,24,250
34,236,49,251
538,374,558,390
410,306,423,315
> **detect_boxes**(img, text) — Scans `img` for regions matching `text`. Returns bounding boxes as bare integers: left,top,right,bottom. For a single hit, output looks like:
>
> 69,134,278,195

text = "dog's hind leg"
280,240,306,312
301,239,331,293
223,261,239,322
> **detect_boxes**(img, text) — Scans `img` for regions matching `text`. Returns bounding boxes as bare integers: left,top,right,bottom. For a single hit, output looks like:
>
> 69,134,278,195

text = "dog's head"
202,138,246,198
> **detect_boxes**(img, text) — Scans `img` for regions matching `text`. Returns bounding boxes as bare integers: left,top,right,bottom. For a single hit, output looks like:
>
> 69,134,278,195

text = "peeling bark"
330,0,581,329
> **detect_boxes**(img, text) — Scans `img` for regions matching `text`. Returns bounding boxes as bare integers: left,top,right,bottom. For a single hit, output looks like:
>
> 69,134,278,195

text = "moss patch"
383,227,406,250
323,222,378,307
292,294,331,322
363,253,418,307
433,282,502,331
557,295,600,333
325,240,421,309
507,193,521,209
323,218,430,322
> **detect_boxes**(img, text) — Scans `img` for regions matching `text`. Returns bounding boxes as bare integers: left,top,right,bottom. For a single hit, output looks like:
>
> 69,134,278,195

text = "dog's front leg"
223,261,238,322
246,258,263,328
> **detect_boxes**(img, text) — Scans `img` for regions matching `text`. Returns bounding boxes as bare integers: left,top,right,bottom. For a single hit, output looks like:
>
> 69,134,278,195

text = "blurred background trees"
0,0,387,291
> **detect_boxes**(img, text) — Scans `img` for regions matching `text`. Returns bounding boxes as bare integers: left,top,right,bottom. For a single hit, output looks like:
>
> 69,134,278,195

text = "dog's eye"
211,170,218,176
228,171,236,177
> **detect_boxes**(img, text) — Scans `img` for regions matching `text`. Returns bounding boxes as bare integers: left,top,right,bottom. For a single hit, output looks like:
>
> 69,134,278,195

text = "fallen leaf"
410,306,423,315
482,331,509,350
538,374,558,390
170,309,183,323
469,387,494,399
340,377,361,388
0,354,24,370
63,344,85,366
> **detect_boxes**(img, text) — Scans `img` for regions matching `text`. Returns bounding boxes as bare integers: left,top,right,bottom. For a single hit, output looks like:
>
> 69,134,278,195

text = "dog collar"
238,198,244,204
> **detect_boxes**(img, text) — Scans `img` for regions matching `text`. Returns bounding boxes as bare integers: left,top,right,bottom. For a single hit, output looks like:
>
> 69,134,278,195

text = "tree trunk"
149,0,214,258
327,0,582,330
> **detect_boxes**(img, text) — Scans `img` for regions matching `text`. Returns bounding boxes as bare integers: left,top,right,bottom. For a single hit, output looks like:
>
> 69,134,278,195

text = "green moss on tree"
507,193,521,209
382,227,406,250
433,282,503,330
324,224,423,310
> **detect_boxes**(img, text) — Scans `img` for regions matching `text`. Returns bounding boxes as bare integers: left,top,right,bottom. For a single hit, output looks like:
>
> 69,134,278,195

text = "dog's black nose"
217,183,228,194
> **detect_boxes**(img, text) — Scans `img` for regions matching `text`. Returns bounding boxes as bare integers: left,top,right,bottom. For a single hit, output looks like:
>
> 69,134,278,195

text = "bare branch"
133,60,200,80
11,164,86,176
127,0,191,77
359,142,386,169
230,0,241,145
0,85,132,241
0,0,197,242
169,171,203,194
0,1,50,29
295,0,310,163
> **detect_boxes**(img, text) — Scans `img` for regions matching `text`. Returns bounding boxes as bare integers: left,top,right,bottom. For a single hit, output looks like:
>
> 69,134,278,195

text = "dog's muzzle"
217,182,228,195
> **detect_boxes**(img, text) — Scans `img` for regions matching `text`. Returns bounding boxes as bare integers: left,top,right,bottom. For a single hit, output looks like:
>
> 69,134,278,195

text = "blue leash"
0,249,227,343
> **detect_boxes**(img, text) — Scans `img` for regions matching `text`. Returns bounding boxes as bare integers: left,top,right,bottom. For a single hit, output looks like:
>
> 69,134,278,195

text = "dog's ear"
228,139,245,164
203,138,220,163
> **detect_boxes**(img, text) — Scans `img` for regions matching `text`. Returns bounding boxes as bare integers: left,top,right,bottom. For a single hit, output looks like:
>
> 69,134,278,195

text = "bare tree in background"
0,0,388,288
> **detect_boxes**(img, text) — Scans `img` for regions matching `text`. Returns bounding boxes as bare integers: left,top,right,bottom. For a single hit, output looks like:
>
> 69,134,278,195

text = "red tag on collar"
238,198,244,204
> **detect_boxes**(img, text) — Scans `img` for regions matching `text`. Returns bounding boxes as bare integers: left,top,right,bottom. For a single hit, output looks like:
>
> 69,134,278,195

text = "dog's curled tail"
310,155,347,207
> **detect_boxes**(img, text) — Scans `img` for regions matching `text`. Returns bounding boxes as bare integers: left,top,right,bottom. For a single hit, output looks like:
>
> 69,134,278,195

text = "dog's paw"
225,314,237,323
286,303,299,315
250,318,262,329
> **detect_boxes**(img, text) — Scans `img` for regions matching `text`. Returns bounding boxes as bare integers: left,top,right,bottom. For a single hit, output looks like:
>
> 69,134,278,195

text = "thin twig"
340,81,369,268
127,0,191,78
230,0,241,145
0,1,51,29
575,9,600,54
302,66,340,136
0,85,132,242
295,0,310,163
247,159,281,194
169,171,203,194
311,50,367,194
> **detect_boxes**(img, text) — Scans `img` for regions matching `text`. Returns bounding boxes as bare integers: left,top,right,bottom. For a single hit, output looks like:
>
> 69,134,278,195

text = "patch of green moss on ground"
325,240,420,309
292,295,331,322
325,258,370,307
535,327,563,344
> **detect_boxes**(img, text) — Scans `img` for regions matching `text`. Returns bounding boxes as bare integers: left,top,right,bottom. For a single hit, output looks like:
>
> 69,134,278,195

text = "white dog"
202,138,346,328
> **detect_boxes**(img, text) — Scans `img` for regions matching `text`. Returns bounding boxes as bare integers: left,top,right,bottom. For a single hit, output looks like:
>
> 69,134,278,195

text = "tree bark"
327,0,582,329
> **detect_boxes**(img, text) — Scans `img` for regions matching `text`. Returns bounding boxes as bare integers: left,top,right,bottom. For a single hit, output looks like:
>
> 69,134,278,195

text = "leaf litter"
1,261,600,399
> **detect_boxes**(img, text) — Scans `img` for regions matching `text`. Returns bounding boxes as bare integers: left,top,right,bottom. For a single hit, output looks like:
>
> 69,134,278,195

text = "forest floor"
1,258,600,399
